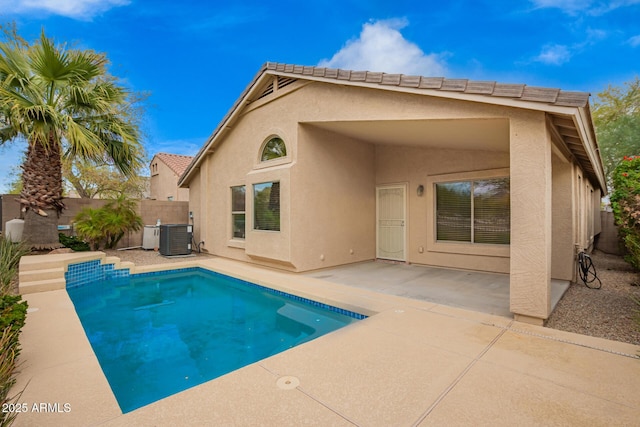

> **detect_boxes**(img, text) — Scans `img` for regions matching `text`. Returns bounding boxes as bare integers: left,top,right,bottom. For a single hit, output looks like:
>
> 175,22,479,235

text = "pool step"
19,252,105,272
18,252,133,295
19,267,65,283
20,277,67,294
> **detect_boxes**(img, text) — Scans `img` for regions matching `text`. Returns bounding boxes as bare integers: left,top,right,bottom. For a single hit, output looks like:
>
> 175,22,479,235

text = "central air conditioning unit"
159,224,192,256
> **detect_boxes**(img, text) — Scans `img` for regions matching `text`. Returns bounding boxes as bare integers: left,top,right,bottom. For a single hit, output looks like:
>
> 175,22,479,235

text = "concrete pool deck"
11,255,640,426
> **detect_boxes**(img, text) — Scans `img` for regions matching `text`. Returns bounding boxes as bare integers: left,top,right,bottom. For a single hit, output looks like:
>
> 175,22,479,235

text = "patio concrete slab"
422,360,639,426
12,291,121,427
481,329,640,408
102,364,354,427
10,255,640,426
259,312,482,426
305,261,569,317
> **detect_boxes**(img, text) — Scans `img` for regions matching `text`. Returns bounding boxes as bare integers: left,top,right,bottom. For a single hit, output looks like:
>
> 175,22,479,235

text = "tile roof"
180,62,604,192
264,62,591,108
154,153,194,177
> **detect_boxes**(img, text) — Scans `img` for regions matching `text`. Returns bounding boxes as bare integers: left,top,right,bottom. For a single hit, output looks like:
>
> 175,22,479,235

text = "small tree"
592,77,640,190
74,194,142,250
0,28,143,249
610,155,640,269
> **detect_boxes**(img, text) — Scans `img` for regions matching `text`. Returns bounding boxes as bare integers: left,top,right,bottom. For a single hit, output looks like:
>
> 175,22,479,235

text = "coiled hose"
577,251,602,289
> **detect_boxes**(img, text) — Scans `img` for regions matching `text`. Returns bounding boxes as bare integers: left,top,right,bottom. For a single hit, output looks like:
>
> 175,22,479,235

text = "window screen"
231,185,245,239
254,182,280,231
473,178,510,244
436,182,472,242
261,137,287,161
436,178,509,244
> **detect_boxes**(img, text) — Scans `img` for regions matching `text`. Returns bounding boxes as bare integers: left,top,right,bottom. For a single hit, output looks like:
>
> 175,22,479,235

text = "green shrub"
0,237,30,295
0,238,29,426
74,194,143,250
58,233,90,252
0,296,28,427
0,295,28,337
611,155,640,270
0,327,24,427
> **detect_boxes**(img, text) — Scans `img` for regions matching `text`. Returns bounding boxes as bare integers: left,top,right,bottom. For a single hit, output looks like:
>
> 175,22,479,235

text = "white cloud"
318,19,447,76
534,44,571,65
629,35,640,47
0,0,130,20
530,0,640,15
148,137,203,158
530,0,593,13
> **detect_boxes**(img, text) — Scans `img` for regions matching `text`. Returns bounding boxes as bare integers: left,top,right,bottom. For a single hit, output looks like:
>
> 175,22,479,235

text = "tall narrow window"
231,185,245,239
436,182,472,242
254,182,280,231
436,178,510,244
260,137,287,161
473,178,510,244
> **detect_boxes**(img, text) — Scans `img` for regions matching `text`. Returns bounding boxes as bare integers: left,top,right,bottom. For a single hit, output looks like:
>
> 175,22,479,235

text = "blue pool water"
66,267,363,413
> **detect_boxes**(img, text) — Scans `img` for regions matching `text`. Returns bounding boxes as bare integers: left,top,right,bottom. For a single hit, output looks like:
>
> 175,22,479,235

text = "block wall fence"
1,194,189,249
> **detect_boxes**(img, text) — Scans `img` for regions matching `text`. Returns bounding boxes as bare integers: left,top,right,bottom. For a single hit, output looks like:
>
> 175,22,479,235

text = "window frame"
427,169,510,258
253,181,281,232
435,178,510,245
231,185,246,240
255,135,289,169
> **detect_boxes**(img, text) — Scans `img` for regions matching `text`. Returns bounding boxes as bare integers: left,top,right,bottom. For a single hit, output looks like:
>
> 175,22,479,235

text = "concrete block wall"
1,194,189,249
596,211,622,255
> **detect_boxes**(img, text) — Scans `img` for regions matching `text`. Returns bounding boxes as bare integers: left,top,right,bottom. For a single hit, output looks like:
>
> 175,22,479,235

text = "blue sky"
0,0,639,193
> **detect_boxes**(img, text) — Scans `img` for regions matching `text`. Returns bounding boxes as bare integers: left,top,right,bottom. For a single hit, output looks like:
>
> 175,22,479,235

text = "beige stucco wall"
375,145,510,272
185,79,603,295
188,163,203,247
150,159,190,202
509,114,553,321
292,125,376,271
191,100,297,268
551,153,575,281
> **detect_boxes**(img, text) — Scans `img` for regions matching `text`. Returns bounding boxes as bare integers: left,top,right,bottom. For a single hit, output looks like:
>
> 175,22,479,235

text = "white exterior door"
376,185,406,261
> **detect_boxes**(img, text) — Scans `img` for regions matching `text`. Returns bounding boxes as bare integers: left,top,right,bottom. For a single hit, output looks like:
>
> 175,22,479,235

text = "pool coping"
11,253,640,426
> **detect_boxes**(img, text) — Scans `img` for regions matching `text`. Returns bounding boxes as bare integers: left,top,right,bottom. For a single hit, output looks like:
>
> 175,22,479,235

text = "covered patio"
305,261,570,318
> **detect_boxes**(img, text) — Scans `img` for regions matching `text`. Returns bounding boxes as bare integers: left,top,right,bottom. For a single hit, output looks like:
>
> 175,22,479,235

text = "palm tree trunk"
19,135,65,249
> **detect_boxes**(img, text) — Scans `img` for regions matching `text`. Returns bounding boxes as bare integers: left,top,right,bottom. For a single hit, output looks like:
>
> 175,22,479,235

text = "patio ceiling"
304,118,510,152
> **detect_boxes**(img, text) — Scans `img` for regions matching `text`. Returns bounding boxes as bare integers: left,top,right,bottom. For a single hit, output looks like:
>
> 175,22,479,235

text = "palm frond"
1,28,143,190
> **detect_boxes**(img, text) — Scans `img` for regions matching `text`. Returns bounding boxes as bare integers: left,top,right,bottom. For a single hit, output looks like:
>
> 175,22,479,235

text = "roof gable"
180,62,604,192
153,153,194,177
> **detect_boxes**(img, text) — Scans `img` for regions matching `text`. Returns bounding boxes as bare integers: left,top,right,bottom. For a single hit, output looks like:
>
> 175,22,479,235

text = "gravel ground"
546,250,640,346
108,249,640,346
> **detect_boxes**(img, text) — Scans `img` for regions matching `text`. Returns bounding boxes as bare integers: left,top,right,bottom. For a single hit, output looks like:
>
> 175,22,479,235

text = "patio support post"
509,117,552,325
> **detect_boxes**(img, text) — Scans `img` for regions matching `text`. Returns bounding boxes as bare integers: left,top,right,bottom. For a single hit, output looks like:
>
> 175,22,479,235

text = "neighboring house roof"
179,62,606,192
153,153,194,177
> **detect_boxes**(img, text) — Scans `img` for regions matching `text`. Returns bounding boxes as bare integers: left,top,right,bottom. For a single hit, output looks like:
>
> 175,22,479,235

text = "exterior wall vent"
257,80,274,99
159,224,192,256
277,77,296,89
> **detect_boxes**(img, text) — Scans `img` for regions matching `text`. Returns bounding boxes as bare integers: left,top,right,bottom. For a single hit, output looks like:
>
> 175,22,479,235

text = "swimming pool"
66,267,364,413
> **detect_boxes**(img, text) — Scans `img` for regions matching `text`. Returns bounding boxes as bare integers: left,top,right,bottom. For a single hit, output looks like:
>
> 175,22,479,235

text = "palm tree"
0,30,142,249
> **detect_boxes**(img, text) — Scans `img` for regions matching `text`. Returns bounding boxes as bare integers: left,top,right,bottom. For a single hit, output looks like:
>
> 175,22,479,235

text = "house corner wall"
510,115,552,323
291,125,376,271
151,160,186,201
551,153,574,281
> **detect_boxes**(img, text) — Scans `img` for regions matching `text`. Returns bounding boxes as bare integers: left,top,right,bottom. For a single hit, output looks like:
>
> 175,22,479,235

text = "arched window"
260,137,287,162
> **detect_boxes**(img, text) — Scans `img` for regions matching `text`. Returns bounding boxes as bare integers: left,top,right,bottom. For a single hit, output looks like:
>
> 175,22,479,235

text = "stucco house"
150,153,193,201
179,62,606,325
